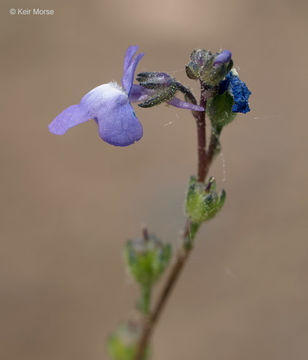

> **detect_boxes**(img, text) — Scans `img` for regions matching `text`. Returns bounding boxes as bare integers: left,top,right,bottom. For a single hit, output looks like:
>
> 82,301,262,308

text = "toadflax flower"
49,46,145,146
49,46,204,147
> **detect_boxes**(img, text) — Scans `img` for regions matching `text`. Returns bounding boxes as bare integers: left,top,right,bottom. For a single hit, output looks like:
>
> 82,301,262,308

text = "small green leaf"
207,91,237,131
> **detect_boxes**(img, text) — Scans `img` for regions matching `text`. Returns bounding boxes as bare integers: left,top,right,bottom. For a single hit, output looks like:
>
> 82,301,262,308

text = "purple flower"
49,46,204,146
49,46,144,146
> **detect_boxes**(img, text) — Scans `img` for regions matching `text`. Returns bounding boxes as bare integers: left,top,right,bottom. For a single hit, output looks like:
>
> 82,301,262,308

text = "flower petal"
81,83,127,116
48,104,90,135
49,83,128,137
218,71,251,114
228,71,251,113
122,52,144,95
123,45,139,73
96,101,143,146
167,97,204,111
230,81,251,113
213,50,232,66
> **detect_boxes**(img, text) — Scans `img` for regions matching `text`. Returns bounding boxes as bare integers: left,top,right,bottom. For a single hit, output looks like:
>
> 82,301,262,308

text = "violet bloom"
49,46,145,146
49,46,204,147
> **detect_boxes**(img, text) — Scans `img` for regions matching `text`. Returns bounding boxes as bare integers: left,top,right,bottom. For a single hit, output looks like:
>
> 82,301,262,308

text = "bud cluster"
186,49,233,86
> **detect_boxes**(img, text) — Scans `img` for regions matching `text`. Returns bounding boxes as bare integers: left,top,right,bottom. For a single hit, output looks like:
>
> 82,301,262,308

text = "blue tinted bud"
226,70,251,113
208,69,251,131
218,69,251,114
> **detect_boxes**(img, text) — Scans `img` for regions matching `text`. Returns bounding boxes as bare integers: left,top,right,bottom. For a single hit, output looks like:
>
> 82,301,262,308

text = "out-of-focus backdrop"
1,0,308,359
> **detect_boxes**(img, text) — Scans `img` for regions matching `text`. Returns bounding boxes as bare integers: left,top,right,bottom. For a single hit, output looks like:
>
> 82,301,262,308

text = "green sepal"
136,72,174,89
138,85,177,108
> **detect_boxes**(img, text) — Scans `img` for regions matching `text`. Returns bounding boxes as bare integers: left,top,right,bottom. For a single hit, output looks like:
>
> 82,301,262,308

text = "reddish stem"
197,81,208,182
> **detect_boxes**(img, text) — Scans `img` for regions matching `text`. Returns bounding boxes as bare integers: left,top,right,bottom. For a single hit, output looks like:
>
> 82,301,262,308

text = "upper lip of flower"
121,46,145,96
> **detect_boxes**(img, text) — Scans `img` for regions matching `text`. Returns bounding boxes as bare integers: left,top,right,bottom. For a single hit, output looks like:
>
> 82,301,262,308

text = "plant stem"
197,81,208,182
139,285,152,316
134,221,193,360
142,225,150,242
134,82,214,360
204,130,220,177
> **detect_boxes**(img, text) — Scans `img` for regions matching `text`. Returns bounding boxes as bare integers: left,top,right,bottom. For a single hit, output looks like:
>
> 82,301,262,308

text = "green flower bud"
186,49,233,86
185,176,226,224
107,322,149,360
207,91,237,132
186,49,214,79
125,233,171,288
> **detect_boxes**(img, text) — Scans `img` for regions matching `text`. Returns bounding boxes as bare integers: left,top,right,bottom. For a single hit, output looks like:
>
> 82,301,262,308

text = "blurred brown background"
1,0,308,359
